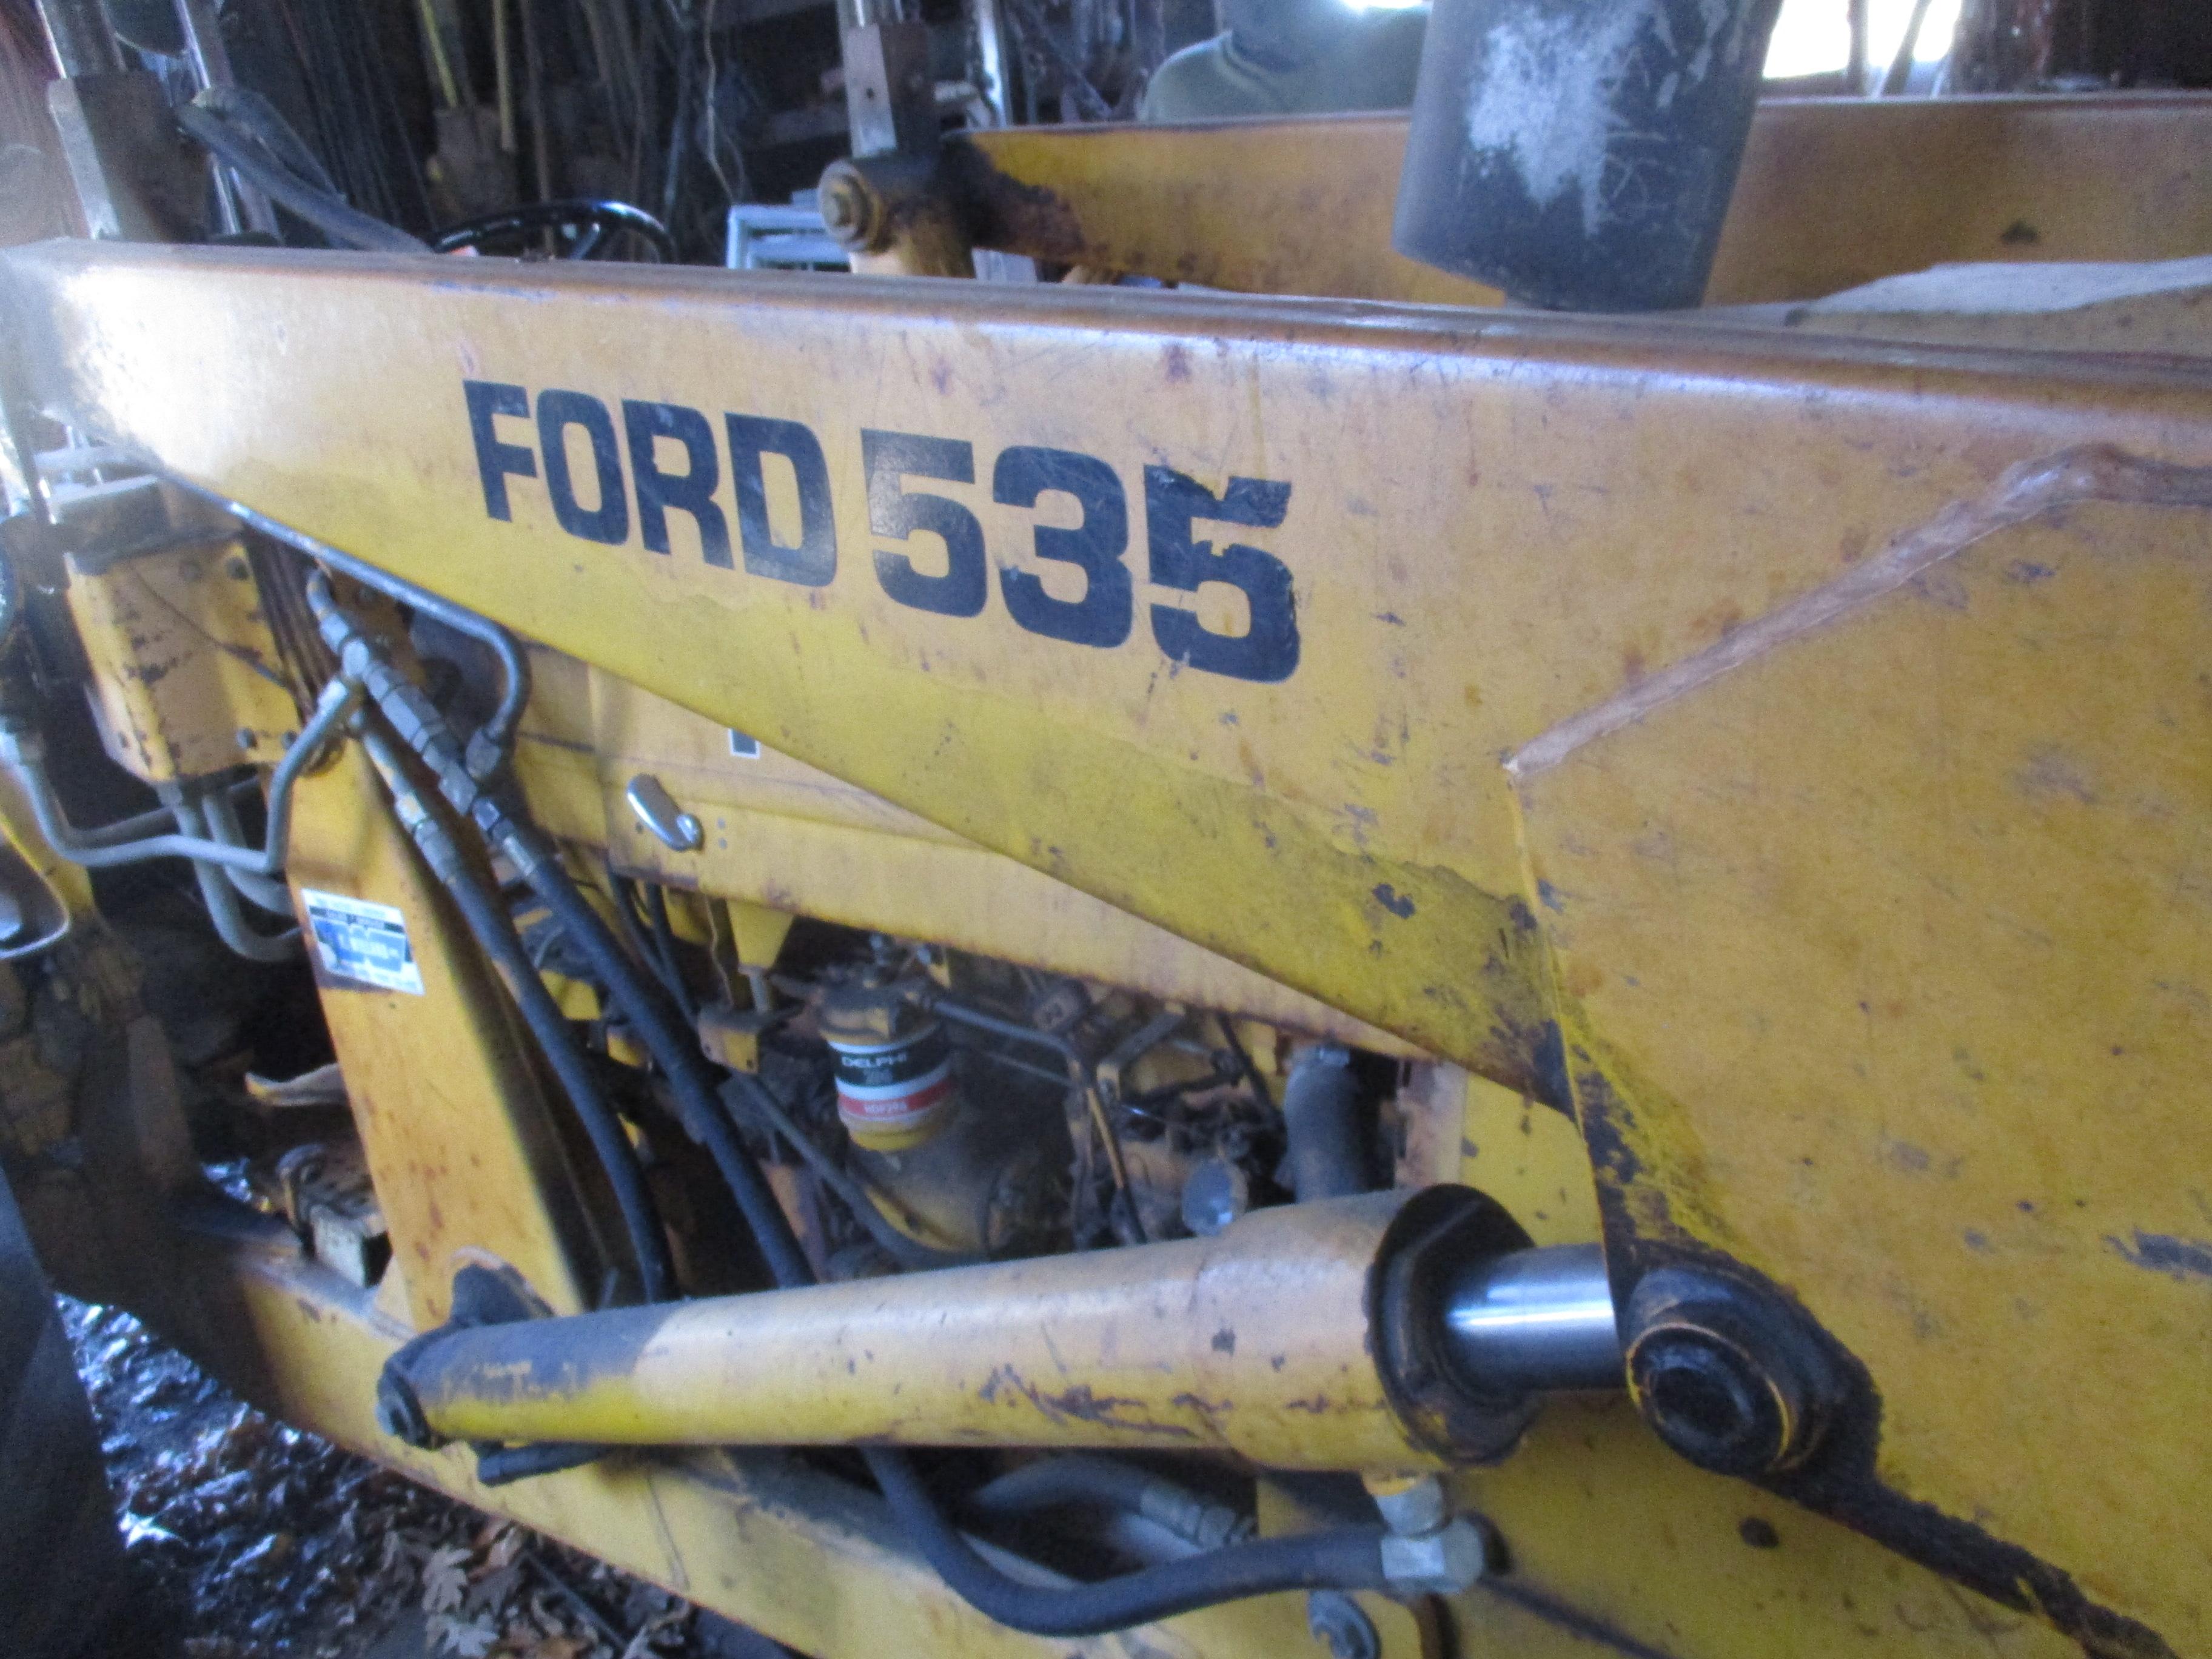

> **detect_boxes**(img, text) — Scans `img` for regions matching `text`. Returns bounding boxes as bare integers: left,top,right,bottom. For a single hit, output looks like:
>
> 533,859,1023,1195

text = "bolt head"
816,166,884,252
1181,1157,1250,1236
1306,1590,1379,1659
1623,1269,1842,1476
820,178,863,232
1630,1326,1783,1475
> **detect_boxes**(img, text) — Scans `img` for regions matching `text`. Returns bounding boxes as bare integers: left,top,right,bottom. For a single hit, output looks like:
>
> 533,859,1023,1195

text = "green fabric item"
1138,8,1428,121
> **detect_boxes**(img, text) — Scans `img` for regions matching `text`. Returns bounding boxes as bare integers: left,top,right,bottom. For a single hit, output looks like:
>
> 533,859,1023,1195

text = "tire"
0,1167,129,1659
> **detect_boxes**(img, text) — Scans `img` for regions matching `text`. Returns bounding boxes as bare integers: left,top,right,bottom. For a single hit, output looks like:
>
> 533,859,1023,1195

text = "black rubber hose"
971,1456,1202,1524
642,882,697,1024
358,723,673,1302
968,1454,1252,1550
866,1450,1392,1635
175,104,430,254
600,863,675,1007
501,827,814,1289
442,859,676,1303
301,573,776,1289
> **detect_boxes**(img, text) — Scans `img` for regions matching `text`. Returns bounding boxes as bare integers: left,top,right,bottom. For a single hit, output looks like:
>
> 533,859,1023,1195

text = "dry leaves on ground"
65,1300,725,1658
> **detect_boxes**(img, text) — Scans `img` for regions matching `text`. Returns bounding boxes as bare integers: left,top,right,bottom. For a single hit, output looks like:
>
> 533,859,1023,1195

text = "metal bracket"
625,773,702,853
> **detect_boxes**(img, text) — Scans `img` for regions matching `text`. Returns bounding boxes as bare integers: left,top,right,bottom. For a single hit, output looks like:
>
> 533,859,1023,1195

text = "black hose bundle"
355,718,673,1304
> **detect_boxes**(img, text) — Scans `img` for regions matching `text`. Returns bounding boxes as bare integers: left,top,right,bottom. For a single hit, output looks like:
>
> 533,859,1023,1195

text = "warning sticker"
301,890,424,996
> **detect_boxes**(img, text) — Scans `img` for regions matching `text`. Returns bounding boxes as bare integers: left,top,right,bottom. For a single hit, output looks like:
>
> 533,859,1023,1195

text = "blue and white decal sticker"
303,889,425,996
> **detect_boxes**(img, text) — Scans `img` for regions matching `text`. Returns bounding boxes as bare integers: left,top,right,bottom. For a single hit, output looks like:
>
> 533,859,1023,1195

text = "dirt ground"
62,1300,788,1659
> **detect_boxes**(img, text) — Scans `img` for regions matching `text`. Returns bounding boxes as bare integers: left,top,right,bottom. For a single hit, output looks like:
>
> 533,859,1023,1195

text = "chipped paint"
2105,1229,2212,1284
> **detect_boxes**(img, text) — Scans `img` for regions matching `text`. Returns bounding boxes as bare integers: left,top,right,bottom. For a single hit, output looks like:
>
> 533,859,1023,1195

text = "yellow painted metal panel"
1512,489,2212,1651
532,662,1418,1050
284,744,600,1325
956,96,2212,305
18,245,2212,1090
1446,1398,2080,1659
12,242,2212,1647
65,535,301,781
1455,1072,1603,1248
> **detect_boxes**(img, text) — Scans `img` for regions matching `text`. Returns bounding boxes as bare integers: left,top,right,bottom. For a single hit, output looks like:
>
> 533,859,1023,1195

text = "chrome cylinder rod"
1439,1242,1623,1395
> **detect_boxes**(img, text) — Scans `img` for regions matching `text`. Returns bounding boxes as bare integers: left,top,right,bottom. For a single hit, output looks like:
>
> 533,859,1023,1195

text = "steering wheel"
429,199,677,263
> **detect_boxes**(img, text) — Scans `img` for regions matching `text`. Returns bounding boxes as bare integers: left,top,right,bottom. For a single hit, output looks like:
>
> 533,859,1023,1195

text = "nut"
1366,1472,1450,1537
1378,1515,1489,1595
816,164,883,252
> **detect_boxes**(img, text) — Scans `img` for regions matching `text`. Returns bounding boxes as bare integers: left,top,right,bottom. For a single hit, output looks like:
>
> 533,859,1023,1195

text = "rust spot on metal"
940,142,1088,266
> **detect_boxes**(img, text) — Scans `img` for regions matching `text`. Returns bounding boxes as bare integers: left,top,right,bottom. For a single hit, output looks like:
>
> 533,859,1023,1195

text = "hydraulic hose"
602,865,683,1010
171,797,300,962
866,1452,1392,1635
199,784,298,916
495,831,812,1289
300,577,756,1265
431,198,677,263
642,882,696,1023
356,718,673,1304
307,572,1404,1633
968,1455,1253,1551
156,482,530,767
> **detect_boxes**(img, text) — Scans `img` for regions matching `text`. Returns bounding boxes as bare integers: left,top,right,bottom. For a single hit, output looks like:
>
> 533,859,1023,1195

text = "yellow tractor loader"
1,1,2209,1655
